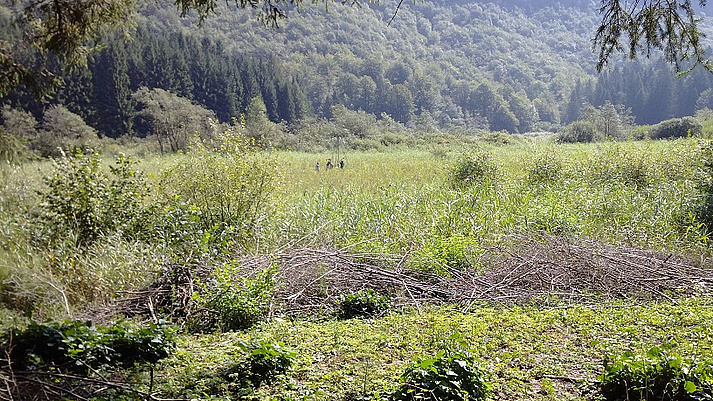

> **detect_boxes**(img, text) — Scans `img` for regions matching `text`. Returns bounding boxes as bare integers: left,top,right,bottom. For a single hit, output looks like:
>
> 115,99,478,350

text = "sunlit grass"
262,139,707,259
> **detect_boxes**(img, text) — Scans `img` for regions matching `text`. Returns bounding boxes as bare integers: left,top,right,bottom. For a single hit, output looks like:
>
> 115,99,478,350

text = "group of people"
315,158,345,171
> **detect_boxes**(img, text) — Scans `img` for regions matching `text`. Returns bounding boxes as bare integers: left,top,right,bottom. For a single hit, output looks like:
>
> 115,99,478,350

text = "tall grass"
262,140,705,260
0,138,709,318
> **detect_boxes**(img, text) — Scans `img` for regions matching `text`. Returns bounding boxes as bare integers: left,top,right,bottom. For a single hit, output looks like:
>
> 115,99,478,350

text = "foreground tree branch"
595,0,713,73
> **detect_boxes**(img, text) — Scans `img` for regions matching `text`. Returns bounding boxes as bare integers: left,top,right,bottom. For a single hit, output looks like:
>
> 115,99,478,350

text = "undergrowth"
154,300,713,401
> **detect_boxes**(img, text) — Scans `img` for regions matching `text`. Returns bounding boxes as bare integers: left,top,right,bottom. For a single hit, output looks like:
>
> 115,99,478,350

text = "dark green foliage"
191,264,276,332
336,289,390,320
390,349,492,401
448,149,498,188
649,117,703,140
596,345,713,401
594,0,711,73
2,320,175,372
237,338,296,387
558,121,600,143
38,149,149,246
193,338,295,397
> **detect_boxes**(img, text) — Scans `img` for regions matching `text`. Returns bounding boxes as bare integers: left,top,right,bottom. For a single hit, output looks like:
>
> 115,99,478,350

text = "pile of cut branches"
117,234,713,321
469,233,713,305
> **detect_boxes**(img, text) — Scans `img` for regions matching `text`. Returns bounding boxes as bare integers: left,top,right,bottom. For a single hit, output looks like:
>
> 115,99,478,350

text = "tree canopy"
1,0,712,99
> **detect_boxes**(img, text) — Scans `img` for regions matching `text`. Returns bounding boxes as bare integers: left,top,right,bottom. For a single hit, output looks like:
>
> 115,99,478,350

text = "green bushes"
37,149,149,246
173,338,296,398
3,320,175,371
416,234,483,272
158,131,281,245
191,264,276,332
390,349,492,401
648,117,702,140
597,346,713,401
237,338,296,387
336,289,391,319
448,148,498,188
0,130,28,164
558,121,600,143
2,320,175,400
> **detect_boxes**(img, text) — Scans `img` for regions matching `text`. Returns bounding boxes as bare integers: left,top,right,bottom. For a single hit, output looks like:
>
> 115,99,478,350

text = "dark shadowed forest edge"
3,1,713,401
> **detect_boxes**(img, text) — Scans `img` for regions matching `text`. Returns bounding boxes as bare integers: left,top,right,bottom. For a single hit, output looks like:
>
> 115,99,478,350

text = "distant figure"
315,161,320,171
339,158,345,169
326,158,334,169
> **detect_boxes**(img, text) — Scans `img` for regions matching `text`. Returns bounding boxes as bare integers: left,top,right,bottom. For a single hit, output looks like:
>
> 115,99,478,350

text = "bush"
336,289,390,319
390,349,492,401
417,234,483,272
448,148,498,188
158,130,281,245
191,264,276,332
648,117,702,140
237,338,296,387
195,338,296,397
557,121,600,143
2,320,175,401
0,130,29,164
38,149,149,246
349,138,384,151
3,320,175,372
597,345,713,401
695,139,713,231
480,130,513,145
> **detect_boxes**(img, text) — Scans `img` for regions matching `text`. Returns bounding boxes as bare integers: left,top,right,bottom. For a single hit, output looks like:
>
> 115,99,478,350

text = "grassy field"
2,137,713,400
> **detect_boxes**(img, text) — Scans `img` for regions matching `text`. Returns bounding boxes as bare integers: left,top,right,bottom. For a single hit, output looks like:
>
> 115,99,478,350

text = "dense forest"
3,0,713,139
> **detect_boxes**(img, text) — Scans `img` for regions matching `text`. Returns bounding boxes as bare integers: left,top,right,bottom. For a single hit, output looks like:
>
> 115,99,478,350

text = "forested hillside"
3,0,713,137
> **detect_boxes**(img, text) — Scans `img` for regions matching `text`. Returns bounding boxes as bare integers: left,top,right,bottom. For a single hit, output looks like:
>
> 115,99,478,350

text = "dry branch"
114,233,713,321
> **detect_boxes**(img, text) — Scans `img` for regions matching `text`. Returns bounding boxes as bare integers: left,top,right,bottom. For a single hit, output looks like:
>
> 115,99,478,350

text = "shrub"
648,117,702,140
237,338,296,387
557,121,600,143
2,320,175,401
336,289,390,319
38,149,149,246
695,139,713,231
390,349,492,401
417,234,482,272
0,130,29,164
158,130,281,245
596,345,713,401
34,105,99,157
480,130,513,145
191,264,276,332
3,320,175,372
197,338,296,397
349,138,384,151
448,148,498,188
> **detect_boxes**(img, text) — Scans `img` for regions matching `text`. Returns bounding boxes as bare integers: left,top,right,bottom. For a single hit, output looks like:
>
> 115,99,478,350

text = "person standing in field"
315,161,320,171
339,158,345,169
326,158,334,169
